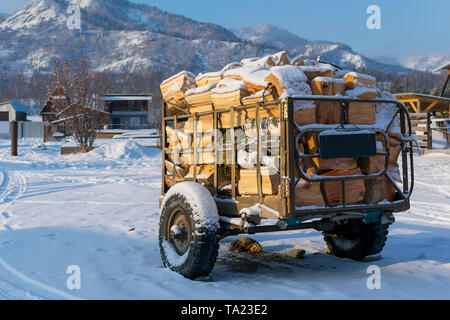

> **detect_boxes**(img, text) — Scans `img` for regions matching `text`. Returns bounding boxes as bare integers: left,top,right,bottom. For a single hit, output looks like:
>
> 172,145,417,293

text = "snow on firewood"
264,65,309,98
221,62,242,71
185,82,218,96
223,65,266,80
211,78,248,94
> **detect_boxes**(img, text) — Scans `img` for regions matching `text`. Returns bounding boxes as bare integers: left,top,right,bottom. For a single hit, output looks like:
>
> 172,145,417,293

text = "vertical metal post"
173,116,178,186
341,180,346,207
11,121,18,156
193,113,198,183
213,111,218,193
256,102,263,202
400,109,409,193
426,112,432,150
287,98,296,215
280,102,287,217
161,102,167,194
230,107,236,199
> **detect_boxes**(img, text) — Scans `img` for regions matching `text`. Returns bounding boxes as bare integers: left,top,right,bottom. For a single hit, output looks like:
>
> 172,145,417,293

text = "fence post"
426,112,432,150
11,121,18,156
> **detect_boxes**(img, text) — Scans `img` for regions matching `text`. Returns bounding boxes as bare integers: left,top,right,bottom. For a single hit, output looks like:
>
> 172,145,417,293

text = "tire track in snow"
0,169,80,299
0,258,80,300
0,170,26,225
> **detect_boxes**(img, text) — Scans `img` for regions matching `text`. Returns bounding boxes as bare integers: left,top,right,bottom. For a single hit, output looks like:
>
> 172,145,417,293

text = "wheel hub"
167,208,191,255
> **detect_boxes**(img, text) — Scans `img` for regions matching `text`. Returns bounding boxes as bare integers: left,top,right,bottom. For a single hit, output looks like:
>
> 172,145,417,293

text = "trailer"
158,95,416,279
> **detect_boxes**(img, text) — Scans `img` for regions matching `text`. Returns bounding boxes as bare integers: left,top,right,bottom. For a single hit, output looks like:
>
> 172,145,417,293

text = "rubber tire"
323,219,389,261
159,182,220,279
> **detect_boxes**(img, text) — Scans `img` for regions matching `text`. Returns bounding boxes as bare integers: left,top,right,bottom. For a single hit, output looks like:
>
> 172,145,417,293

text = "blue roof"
0,102,27,113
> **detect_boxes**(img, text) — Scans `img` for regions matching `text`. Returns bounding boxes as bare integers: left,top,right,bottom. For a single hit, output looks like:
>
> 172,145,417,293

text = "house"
102,94,153,129
40,89,110,140
0,101,27,122
40,87,68,124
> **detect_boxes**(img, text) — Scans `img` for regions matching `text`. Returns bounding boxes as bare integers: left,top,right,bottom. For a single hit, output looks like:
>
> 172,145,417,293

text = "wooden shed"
0,101,27,122
394,93,450,114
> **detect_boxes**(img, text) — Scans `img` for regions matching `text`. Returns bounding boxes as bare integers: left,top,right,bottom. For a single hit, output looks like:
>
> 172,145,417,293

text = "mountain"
231,24,308,50
0,0,411,78
394,53,449,72
0,0,267,77
232,25,411,74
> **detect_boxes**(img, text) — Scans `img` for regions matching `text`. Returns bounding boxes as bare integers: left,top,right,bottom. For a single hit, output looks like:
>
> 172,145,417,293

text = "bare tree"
48,58,109,153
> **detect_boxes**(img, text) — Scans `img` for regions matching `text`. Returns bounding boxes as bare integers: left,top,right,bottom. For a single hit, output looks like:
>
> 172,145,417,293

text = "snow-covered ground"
0,138,449,300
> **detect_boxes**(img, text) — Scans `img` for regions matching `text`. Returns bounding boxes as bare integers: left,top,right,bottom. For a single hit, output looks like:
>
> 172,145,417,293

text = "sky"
1,0,449,59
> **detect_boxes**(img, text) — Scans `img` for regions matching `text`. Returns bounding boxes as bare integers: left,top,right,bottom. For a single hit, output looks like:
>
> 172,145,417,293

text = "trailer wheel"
159,182,220,279
323,219,389,261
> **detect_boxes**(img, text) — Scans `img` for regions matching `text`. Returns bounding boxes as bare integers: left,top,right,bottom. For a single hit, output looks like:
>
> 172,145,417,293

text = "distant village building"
102,95,153,130
40,89,110,140
0,102,27,122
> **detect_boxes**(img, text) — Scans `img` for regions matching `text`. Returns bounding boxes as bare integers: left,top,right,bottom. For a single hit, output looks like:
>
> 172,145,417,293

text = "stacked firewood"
161,51,401,206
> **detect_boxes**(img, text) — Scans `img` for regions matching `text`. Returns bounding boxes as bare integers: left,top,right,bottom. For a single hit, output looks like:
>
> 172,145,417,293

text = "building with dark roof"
102,94,153,129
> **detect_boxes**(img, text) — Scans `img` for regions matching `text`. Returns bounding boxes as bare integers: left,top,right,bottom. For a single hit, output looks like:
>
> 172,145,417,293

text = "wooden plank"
238,168,280,195
408,101,418,113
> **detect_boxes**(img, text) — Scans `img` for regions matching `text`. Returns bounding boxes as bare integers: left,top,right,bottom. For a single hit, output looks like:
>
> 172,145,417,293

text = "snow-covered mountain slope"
231,24,308,50
399,53,449,72
232,25,411,74
0,0,263,77
0,0,410,77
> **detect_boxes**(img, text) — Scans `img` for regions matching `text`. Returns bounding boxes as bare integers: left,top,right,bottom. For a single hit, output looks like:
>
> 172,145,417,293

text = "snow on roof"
0,101,27,113
433,62,450,73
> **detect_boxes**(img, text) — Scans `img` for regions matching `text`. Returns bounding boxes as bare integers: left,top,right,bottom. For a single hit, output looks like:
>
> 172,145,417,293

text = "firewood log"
295,169,325,207
344,72,376,90
348,102,376,124
160,71,196,114
195,72,223,87
264,66,309,98
299,66,334,83
364,177,396,204
322,168,366,206
185,82,217,106
238,167,280,195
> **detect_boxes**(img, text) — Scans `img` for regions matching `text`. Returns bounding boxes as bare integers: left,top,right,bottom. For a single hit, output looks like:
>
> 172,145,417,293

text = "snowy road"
0,139,449,299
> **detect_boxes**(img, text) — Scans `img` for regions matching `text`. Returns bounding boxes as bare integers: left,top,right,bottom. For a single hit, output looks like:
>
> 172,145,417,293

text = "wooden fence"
410,113,432,150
